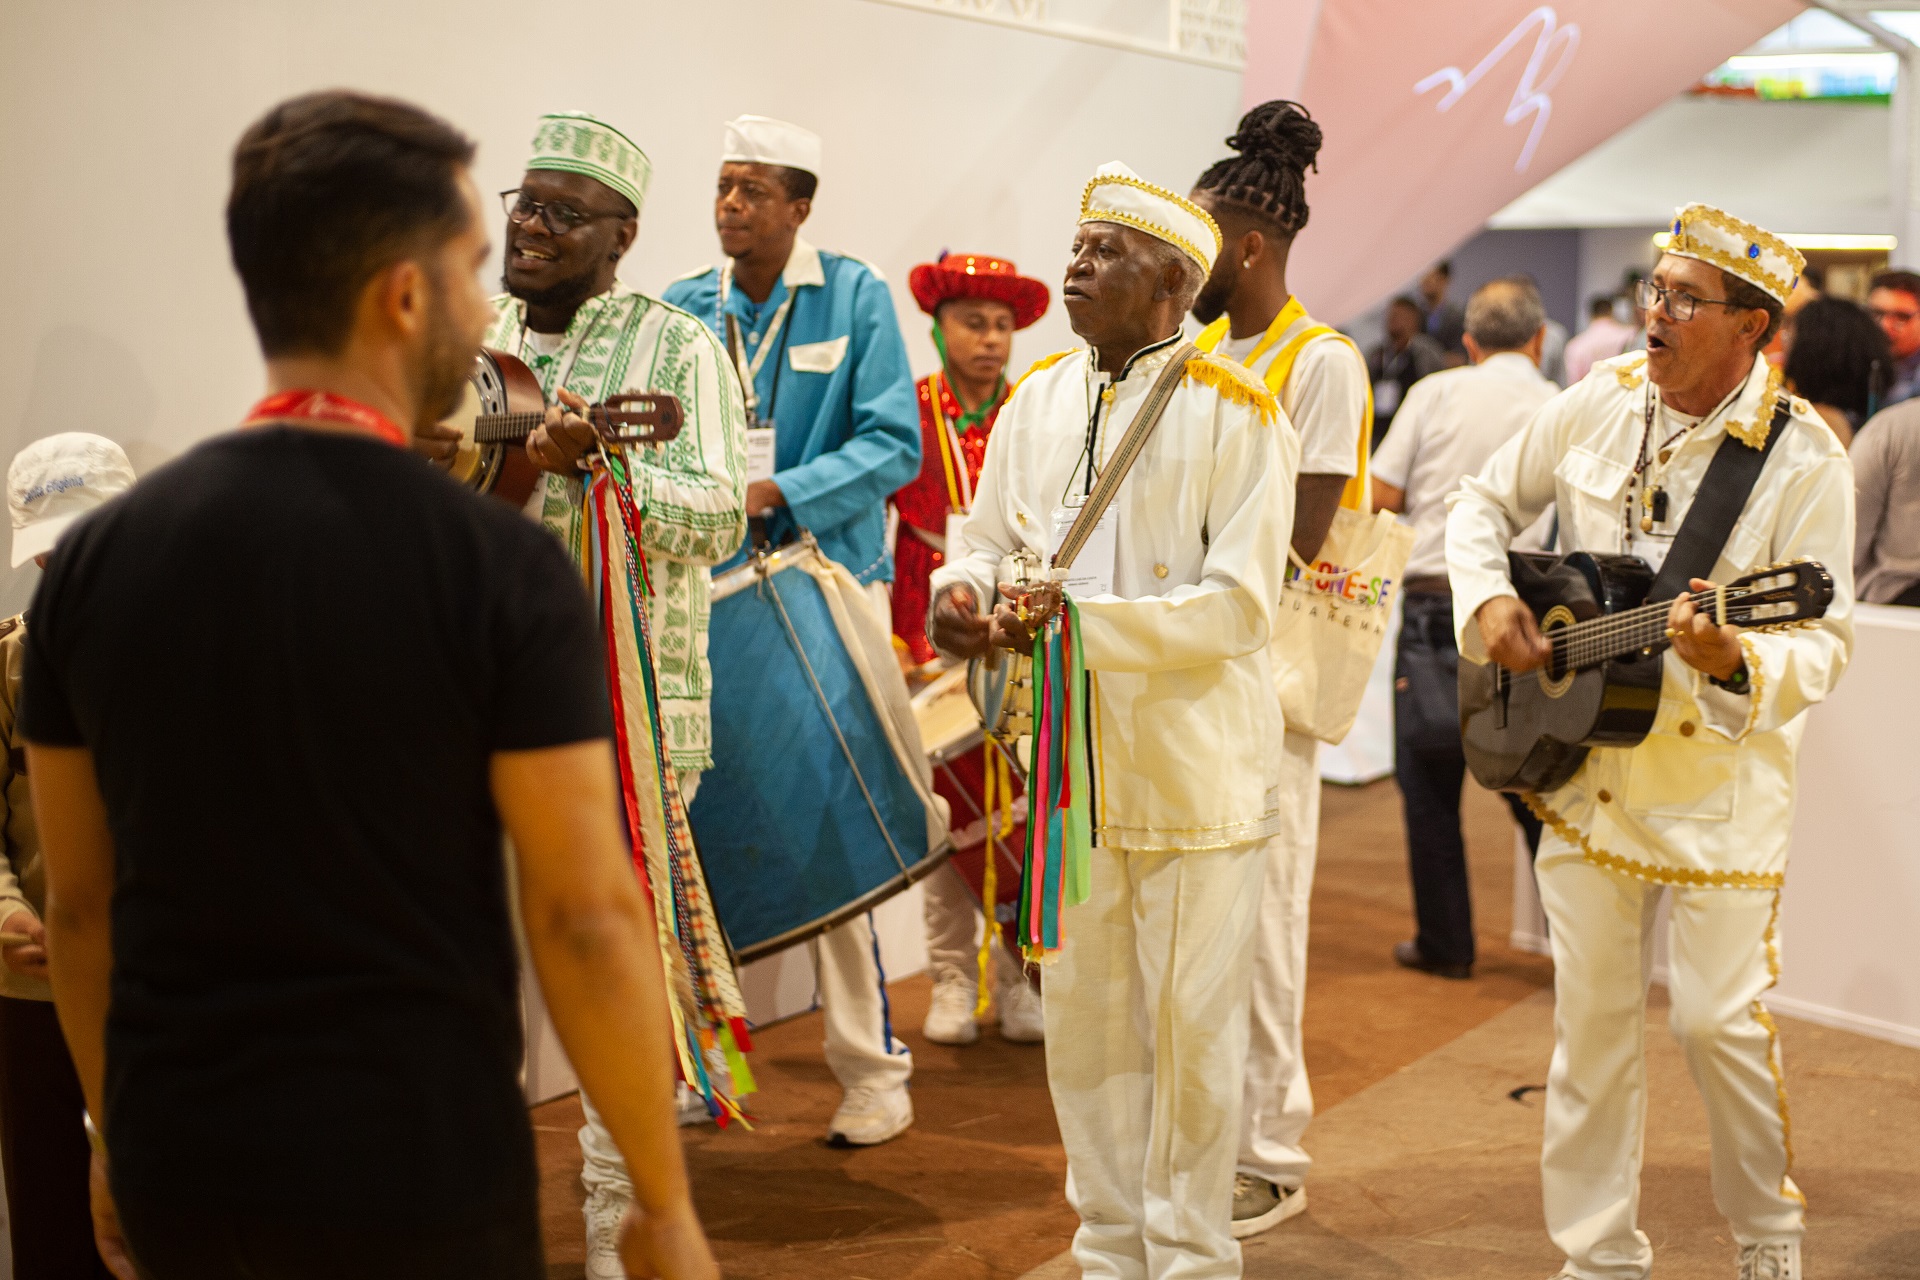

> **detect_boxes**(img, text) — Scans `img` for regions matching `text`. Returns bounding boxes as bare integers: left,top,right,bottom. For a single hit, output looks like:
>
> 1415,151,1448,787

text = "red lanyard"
242,390,409,448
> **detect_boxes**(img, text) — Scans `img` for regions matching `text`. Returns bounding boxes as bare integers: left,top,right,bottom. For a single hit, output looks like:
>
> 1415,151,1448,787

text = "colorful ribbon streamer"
1018,599,1093,961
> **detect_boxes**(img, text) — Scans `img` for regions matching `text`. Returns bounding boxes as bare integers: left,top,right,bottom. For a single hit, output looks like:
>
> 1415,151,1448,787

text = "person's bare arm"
1291,474,1348,563
27,744,137,1279
1371,480,1405,515
492,740,717,1280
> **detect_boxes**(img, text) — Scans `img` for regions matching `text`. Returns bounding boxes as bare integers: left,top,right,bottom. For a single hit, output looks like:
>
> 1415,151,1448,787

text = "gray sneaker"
1230,1174,1306,1238
1739,1241,1801,1280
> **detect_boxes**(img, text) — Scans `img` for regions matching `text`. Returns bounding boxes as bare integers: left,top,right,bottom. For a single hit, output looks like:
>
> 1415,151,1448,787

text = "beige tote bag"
1271,506,1414,744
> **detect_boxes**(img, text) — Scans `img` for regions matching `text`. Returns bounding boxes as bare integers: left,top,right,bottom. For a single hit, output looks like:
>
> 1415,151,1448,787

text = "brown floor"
532,777,1553,1278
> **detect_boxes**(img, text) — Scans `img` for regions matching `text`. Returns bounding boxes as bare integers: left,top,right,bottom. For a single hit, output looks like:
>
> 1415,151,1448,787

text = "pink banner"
1253,0,1803,325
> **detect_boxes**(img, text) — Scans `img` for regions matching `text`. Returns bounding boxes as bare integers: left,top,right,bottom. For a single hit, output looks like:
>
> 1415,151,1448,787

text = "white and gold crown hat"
1665,204,1806,304
1079,162,1222,273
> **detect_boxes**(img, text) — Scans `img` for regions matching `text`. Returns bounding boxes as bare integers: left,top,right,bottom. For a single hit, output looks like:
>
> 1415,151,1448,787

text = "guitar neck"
473,412,545,445
1550,584,1765,673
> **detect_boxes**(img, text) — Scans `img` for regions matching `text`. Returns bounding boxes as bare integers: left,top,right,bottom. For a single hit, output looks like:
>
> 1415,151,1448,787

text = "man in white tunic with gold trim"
1447,204,1853,1280
930,164,1298,1278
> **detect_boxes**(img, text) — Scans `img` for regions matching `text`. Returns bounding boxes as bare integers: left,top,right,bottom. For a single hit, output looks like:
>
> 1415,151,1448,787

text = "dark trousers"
0,994,113,1280
115,1197,544,1280
1393,594,1542,969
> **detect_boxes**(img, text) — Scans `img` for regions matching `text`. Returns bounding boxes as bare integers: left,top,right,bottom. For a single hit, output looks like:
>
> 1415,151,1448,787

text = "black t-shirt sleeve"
18,546,85,747
488,525,613,752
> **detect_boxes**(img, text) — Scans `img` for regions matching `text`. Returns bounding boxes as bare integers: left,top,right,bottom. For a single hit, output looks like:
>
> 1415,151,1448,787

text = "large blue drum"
691,539,948,961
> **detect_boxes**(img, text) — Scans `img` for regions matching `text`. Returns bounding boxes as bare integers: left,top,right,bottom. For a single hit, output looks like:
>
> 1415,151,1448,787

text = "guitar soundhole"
1537,604,1577,699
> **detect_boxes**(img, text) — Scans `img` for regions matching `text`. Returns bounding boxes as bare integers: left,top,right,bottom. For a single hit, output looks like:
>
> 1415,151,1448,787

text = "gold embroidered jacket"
1445,351,1855,886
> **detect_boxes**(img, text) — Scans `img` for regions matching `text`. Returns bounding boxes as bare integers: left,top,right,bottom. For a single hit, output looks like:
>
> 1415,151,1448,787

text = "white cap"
1079,161,1222,274
721,115,822,178
9,434,136,568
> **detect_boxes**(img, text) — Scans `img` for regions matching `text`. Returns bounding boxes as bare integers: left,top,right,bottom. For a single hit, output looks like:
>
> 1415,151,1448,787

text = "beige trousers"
1043,841,1267,1280
1237,728,1320,1190
1535,841,1804,1280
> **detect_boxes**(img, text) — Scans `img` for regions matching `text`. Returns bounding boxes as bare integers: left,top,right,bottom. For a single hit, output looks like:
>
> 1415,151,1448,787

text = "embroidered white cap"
1079,162,1222,274
9,433,136,568
722,115,822,178
1665,204,1805,304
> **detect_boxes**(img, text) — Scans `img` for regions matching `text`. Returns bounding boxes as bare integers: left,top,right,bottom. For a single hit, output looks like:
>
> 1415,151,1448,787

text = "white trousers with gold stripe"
1535,840,1804,1280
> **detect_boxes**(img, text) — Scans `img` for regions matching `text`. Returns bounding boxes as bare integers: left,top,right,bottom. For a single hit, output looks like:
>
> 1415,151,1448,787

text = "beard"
1190,274,1231,326
415,277,479,431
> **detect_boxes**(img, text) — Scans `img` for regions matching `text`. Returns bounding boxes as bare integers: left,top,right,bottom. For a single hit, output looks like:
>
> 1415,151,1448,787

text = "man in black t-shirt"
21,93,717,1280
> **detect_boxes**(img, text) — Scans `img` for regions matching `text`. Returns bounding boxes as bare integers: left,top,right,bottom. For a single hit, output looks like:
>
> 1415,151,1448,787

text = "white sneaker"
675,1082,713,1127
998,979,1045,1043
828,1083,913,1146
1230,1174,1307,1238
922,974,980,1045
1739,1241,1802,1280
582,1185,629,1280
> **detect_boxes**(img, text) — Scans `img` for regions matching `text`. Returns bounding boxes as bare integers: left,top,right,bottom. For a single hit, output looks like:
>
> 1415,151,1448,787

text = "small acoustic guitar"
439,348,685,506
1460,550,1833,794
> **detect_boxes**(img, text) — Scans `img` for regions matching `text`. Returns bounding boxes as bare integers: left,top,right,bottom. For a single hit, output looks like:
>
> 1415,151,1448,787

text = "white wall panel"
0,0,1240,613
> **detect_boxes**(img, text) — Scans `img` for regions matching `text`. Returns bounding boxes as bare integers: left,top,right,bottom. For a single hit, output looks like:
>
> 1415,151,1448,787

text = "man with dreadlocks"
1187,100,1371,1240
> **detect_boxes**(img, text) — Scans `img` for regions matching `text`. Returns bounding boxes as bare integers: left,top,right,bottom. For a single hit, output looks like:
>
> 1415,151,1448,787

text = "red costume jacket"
890,372,1001,665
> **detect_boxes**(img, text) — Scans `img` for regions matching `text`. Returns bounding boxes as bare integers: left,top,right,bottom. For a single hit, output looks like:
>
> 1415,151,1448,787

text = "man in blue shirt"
665,115,922,1147
664,116,919,585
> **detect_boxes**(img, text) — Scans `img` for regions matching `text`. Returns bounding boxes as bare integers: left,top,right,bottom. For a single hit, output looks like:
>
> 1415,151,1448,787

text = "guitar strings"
1524,583,1776,674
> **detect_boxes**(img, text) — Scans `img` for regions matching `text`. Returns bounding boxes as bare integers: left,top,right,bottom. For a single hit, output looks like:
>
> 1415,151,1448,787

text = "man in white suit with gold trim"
1447,204,1853,1280
930,163,1299,1279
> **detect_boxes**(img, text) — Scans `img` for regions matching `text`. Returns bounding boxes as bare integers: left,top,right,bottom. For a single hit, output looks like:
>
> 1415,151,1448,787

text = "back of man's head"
1589,293,1617,319
228,91,476,358
1466,277,1545,353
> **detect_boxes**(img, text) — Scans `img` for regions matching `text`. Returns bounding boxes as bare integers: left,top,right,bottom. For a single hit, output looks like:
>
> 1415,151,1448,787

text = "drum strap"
1054,341,1200,571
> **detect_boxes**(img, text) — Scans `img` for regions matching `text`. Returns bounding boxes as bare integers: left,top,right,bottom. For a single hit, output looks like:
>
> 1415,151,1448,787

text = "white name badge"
1050,503,1117,598
944,510,970,561
1371,378,1402,417
744,426,778,484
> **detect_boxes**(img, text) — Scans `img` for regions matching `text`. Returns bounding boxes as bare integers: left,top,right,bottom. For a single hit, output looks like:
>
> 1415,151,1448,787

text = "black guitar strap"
1647,392,1794,602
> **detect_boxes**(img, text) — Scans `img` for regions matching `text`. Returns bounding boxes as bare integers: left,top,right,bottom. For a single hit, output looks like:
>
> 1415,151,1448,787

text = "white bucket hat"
9,433,136,568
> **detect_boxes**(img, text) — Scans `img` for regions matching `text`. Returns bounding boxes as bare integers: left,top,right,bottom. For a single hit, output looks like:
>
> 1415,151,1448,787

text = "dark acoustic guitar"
1460,550,1834,794
439,348,684,506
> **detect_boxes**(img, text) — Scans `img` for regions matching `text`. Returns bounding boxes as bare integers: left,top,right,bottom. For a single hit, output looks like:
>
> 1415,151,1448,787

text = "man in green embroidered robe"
451,111,746,1280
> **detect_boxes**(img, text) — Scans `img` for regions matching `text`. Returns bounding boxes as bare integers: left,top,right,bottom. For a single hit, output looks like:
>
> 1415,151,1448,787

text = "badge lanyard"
927,373,974,513
718,262,796,420
242,390,407,448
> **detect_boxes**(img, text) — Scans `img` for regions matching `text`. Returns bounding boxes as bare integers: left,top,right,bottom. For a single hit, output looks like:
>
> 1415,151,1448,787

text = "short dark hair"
776,166,817,202
1589,293,1617,318
1785,296,1890,420
227,91,477,357
1717,268,1785,347
1429,260,1452,278
1388,294,1424,318
1871,268,1920,302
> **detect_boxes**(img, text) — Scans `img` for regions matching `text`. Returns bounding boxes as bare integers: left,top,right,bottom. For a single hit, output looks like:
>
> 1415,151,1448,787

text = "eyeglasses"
500,189,627,236
1872,306,1920,326
1634,278,1749,323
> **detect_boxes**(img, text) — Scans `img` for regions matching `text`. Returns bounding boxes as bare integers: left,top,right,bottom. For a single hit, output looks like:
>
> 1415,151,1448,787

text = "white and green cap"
525,111,651,216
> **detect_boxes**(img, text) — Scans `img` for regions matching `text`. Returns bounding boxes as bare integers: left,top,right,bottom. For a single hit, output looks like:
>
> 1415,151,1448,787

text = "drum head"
967,654,1020,739
441,351,507,490
911,665,982,766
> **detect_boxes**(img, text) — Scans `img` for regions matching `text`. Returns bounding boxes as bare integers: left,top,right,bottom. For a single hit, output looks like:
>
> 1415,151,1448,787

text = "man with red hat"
893,251,1050,1047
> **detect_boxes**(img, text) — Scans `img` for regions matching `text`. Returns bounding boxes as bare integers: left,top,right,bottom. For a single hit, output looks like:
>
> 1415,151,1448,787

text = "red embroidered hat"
908,251,1050,330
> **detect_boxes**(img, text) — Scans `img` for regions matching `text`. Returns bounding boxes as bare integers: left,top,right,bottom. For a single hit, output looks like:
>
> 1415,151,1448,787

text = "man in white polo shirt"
1371,276,1557,979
